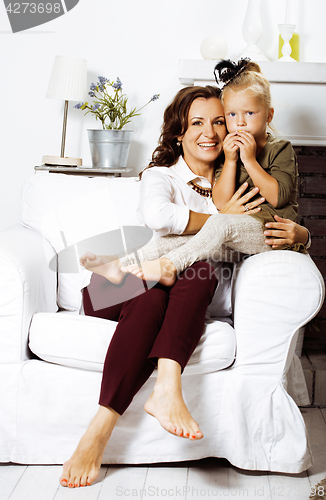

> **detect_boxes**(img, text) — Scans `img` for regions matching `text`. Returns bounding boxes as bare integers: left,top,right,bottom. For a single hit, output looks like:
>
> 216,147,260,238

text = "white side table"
35,165,134,177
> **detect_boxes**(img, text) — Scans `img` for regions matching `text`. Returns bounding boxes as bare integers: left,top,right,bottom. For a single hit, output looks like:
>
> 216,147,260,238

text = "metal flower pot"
87,129,133,169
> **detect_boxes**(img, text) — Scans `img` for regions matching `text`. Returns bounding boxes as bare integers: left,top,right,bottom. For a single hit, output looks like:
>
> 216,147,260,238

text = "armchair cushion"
29,311,236,375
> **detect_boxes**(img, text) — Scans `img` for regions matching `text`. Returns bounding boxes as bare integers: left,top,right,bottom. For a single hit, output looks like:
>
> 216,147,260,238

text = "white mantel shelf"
179,60,326,85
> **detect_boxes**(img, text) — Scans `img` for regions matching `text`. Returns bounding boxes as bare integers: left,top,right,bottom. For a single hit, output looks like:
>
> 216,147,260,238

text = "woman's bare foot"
60,406,119,488
80,252,125,284
121,257,177,287
144,359,203,440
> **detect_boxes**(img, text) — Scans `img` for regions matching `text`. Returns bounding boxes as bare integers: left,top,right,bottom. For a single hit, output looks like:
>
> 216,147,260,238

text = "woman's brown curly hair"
139,85,221,179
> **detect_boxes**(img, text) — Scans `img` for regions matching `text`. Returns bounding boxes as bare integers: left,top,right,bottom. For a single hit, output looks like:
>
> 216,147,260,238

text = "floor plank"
144,465,188,498
321,408,326,423
7,466,61,500
186,458,272,499
98,466,148,500
0,464,27,500
268,472,311,500
187,466,230,498
302,408,326,491
229,467,271,499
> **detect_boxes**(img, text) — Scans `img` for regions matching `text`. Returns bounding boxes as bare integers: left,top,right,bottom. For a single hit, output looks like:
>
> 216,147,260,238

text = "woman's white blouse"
137,157,218,237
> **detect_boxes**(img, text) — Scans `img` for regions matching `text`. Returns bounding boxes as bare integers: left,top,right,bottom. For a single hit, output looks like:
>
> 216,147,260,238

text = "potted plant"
75,76,159,168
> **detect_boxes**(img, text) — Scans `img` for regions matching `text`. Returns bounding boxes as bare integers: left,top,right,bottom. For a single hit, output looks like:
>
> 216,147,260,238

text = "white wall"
1,0,326,231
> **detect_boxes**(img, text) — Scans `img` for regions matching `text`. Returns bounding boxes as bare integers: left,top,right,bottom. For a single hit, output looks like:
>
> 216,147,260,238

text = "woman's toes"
183,428,193,439
86,475,94,487
162,421,179,436
182,425,203,440
80,477,87,487
188,430,203,440
74,477,81,488
60,464,70,487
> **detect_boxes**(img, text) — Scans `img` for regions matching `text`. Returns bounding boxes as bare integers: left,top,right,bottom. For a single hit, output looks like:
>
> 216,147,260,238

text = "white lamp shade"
46,55,87,101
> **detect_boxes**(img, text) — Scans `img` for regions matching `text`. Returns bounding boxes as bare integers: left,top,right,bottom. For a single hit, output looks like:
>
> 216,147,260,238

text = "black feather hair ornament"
214,58,251,88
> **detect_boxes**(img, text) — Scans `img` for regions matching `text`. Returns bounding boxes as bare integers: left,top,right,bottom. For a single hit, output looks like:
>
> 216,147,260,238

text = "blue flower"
89,83,97,91
74,103,84,109
150,94,160,101
88,91,96,98
112,77,122,90
98,76,109,84
92,104,100,111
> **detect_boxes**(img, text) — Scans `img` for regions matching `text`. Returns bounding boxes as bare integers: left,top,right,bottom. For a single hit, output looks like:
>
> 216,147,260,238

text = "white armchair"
0,173,324,471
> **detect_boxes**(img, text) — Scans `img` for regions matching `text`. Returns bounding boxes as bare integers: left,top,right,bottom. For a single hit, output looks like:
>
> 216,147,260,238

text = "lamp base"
42,155,82,167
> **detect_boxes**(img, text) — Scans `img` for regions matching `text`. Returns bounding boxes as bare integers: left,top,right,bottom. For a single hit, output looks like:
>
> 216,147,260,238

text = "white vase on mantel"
240,0,268,61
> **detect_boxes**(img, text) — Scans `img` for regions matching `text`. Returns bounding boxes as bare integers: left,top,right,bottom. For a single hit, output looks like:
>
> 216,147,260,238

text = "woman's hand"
219,182,265,215
264,215,310,248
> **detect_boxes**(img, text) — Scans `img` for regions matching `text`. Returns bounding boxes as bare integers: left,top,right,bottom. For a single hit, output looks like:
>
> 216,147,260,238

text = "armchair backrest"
21,173,142,311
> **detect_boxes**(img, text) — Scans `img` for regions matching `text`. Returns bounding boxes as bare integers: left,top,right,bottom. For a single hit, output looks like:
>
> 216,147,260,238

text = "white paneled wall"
1,0,326,231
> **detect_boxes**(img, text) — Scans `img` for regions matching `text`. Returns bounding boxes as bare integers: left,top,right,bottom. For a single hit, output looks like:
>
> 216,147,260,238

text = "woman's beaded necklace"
189,180,212,198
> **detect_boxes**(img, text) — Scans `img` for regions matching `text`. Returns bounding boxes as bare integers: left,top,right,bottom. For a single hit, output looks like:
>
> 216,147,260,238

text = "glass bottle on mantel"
278,32,300,61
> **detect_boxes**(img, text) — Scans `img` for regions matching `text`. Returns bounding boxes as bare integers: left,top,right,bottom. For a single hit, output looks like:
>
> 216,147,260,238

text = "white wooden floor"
1,408,325,500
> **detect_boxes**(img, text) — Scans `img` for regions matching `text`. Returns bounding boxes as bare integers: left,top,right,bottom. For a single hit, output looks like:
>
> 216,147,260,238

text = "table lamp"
42,55,87,167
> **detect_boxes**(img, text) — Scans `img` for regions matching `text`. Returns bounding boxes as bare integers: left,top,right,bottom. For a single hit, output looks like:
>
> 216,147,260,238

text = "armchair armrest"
232,251,324,373
218,251,325,472
0,225,57,363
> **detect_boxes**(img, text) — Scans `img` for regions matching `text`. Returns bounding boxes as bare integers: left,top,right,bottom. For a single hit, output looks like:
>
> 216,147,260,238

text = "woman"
60,86,310,489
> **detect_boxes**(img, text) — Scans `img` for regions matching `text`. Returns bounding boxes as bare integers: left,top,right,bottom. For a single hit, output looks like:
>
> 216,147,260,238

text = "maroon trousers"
83,262,217,415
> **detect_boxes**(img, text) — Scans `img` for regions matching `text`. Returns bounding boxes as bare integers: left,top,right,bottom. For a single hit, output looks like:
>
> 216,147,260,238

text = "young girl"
212,58,298,229
81,59,304,287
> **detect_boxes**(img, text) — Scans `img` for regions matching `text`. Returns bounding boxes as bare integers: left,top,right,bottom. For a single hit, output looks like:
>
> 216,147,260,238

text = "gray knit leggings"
120,214,271,275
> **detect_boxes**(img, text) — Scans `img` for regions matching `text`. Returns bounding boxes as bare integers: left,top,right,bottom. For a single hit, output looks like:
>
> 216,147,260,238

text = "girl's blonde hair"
214,59,274,133
222,61,271,109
